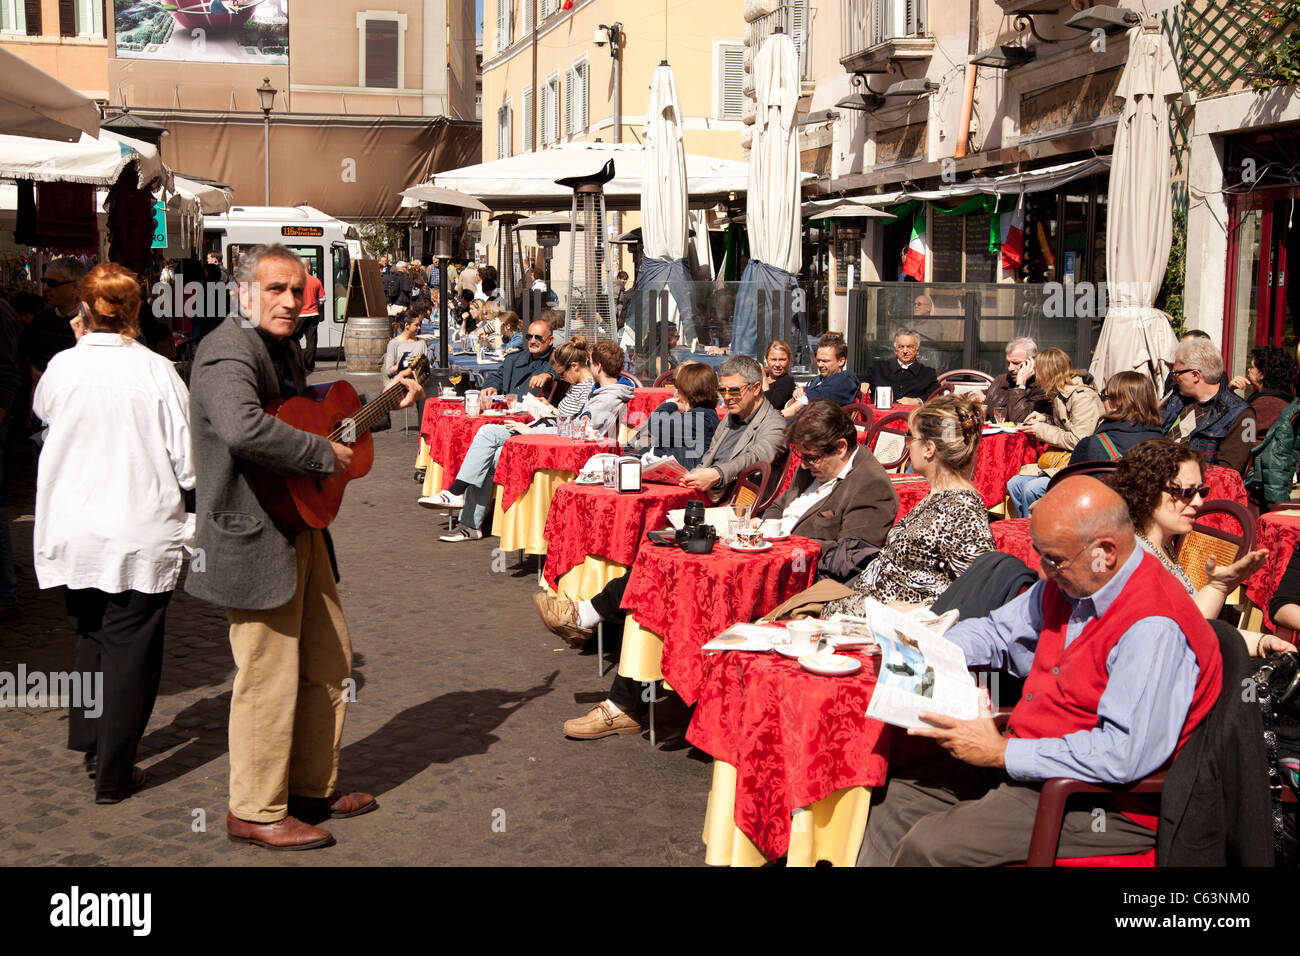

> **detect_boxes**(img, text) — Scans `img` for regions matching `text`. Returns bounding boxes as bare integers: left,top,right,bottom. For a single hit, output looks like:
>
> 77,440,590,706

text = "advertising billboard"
114,1,289,65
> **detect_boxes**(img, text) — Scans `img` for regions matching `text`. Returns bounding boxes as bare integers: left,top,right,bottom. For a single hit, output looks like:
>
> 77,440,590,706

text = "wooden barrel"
343,316,389,374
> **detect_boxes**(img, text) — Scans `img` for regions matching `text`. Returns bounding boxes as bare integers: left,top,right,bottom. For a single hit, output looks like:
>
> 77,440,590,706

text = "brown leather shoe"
226,812,335,850
563,702,645,740
533,592,594,647
289,790,378,822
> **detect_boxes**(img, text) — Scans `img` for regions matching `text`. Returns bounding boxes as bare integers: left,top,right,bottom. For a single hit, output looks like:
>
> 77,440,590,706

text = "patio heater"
426,202,465,367
557,159,617,342
491,212,523,308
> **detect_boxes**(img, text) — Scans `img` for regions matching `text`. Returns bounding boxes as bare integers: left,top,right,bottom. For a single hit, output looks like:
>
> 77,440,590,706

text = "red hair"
82,263,142,337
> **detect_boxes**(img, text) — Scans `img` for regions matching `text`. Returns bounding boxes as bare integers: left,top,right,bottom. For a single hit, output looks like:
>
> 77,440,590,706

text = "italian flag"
1000,205,1025,271
902,209,927,281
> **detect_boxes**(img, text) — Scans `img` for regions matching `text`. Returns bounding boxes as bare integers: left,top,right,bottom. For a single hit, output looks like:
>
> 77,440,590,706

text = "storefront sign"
1020,67,1122,140
876,123,927,167
151,201,167,249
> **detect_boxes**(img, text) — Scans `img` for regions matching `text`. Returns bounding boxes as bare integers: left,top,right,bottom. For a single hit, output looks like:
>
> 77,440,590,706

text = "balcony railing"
840,0,928,65
750,2,811,82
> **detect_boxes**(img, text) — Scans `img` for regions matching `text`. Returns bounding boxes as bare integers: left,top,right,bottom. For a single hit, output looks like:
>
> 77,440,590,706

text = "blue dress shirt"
944,545,1199,785
803,368,860,405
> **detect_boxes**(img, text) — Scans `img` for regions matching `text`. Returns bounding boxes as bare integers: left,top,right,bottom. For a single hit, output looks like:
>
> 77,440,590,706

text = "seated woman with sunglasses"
1110,440,1290,656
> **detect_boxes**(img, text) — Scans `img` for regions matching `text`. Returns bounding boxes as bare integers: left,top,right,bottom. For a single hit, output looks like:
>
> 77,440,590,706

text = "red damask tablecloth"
686,649,891,863
541,481,706,589
1246,512,1300,630
992,518,1038,570
971,431,1039,508
619,535,820,706
493,434,612,511
424,412,530,492
890,476,930,518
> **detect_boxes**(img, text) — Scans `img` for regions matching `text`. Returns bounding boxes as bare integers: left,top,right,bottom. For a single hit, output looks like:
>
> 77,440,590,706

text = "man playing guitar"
187,244,422,850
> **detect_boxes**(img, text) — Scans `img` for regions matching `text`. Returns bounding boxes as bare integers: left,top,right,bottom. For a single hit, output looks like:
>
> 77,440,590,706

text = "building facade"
0,0,109,99
99,0,480,222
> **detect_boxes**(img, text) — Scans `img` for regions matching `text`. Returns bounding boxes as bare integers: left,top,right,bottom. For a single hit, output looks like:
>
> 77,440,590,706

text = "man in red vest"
859,476,1222,866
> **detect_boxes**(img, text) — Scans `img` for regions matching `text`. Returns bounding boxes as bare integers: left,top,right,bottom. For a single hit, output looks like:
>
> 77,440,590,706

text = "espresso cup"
784,619,823,656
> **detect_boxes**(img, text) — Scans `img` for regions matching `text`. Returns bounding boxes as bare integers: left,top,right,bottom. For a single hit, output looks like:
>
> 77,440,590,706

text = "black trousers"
65,588,171,793
300,316,322,371
591,572,657,715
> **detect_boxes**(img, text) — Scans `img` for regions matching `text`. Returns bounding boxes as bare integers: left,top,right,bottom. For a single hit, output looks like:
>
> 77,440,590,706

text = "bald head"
1030,476,1135,599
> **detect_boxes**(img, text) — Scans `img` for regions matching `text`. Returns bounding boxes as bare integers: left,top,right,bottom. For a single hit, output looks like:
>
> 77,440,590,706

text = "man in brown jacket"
974,337,1051,424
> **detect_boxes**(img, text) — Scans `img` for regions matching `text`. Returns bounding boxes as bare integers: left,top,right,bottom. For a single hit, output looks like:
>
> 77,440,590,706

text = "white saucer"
725,540,773,553
799,653,862,676
774,644,817,659
574,476,604,485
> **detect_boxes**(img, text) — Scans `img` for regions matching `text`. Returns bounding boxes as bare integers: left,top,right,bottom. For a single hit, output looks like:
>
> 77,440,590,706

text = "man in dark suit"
767,399,897,553
866,328,938,405
187,244,421,850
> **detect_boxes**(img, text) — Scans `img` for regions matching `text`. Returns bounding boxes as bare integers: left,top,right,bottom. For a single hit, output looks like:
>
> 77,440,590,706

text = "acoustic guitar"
257,354,431,531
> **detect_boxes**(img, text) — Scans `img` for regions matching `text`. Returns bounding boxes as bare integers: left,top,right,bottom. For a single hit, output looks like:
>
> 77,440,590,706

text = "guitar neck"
325,376,419,443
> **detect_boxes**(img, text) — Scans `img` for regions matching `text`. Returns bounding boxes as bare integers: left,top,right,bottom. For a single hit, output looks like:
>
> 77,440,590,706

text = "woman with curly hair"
1110,439,1291,656
1230,345,1296,432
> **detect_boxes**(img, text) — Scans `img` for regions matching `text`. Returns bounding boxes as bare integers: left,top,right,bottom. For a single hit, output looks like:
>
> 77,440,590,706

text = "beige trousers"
226,530,352,822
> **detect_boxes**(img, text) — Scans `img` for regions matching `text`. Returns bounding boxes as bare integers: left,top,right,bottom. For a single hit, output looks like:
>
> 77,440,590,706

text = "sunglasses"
717,384,757,398
1166,484,1210,501
43,278,75,288
1171,367,1198,377
525,333,547,342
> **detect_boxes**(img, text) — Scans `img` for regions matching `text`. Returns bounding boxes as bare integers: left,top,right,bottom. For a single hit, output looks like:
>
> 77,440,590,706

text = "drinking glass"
730,501,753,540
602,457,617,489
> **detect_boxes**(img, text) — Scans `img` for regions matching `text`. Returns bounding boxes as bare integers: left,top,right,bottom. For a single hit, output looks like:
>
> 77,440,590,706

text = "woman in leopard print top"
826,394,993,614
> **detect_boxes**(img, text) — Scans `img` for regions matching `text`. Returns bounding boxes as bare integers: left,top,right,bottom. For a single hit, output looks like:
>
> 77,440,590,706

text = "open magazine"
641,453,687,485
853,598,983,729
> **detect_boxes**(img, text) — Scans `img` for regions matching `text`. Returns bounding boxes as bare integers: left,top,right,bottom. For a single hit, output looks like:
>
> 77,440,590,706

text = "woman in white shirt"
33,263,195,805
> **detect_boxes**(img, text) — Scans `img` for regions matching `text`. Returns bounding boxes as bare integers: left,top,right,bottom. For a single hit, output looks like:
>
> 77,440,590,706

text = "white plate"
574,476,605,485
799,653,862,676
981,426,1002,436
774,643,817,659
725,540,773,553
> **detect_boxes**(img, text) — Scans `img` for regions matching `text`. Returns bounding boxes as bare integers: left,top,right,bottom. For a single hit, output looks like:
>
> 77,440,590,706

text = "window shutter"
523,0,533,33
496,0,505,53
575,60,587,131
102,0,108,37
788,1,807,77
872,0,886,45
718,44,745,121
58,0,74,36
24,0,41,34
540,83,551,146
522,87,534,151
563,68,573,135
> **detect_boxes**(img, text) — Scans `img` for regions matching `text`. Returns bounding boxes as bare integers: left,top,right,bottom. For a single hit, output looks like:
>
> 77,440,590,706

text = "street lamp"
257,77,277,205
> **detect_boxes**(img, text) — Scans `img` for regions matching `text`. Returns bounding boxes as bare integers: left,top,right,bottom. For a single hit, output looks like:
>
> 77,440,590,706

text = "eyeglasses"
1032,539,1095,575
718,384,757,398
525,333,547,342
1166,483,1210,501
43,278,74,288
1171,367,1199,378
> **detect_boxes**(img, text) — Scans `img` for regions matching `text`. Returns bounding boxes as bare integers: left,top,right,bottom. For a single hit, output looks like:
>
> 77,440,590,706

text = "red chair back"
652,368,677,388
1046,458,1119,490
864,409,913,470
842,402,875,426
756,452,792,515
937,368,995,387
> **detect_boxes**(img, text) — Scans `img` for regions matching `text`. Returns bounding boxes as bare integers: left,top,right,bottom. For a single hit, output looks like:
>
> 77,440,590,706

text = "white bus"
203,205,362,353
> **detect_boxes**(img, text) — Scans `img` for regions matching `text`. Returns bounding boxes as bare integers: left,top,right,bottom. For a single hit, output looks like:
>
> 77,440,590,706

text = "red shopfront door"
1223,188,1300,379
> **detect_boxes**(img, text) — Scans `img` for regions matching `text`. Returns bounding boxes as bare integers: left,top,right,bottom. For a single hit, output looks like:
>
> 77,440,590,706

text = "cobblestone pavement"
0,367,712,867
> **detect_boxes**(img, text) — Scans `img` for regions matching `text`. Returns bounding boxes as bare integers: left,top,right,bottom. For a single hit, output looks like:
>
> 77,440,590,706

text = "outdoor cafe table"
688,647,890,866
865,423,1038,512
616,536,820,698
540,480,705,603
418,407,529,498
1246,511,1300,631
491,434,613,554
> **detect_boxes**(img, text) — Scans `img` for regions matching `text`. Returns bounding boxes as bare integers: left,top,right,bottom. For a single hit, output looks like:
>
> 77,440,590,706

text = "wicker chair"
728,462,771,511
1173,499,1255,592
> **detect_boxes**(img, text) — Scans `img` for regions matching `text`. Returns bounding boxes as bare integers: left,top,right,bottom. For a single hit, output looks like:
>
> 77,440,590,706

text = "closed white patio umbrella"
1089,25,1182,390
731,30,804,359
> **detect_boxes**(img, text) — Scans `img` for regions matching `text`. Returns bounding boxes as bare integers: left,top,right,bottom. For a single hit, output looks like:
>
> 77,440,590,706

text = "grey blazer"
184,316,335,611
701,397,788,488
